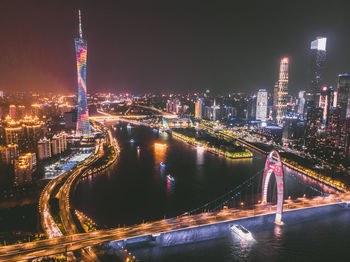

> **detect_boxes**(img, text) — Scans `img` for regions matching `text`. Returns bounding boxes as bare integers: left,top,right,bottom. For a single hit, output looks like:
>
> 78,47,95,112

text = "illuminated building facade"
0,144,18,165
297,91,306,116
305,107,323,153
51,132,67,155
195,99,203,119
336,74,350,120
75,10,90,136
37,138,51,160
276,57,289,125
9,105,16,119
14,153,36,185
256,89,267,122
310,37,327,106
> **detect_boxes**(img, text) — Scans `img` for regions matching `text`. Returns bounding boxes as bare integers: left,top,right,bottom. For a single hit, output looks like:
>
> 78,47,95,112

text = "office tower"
276,57,289,125
326,107,341,149
336,74,350,120
310,37,327,106
282,115,305,147
272,81,279,113
247,96,256,120
212,99,217,121
336,74,350,157
195,99,203,119
256,89,267,121
305,107,323,152
297,91,306,115
75,10,90,135
318,86,335,122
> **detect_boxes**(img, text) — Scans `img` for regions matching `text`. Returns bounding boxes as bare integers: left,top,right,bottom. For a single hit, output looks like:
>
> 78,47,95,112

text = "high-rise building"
51,132,67,155
75,10,90,136
297,91,306,116
195,99,203,119
256,89,267,121
37,138,51,160
212,99,217,122
9,105,16,119
326,107,341,149
336,74,350,120
272,81,279,116
276,57,289,125
247,96,256,120
310,37,327,106
0,144,18,165
305,107,323,153
14,153,36,185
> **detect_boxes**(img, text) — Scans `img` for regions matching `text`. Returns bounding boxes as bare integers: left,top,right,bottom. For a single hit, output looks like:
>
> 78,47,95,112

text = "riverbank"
172,129,253,159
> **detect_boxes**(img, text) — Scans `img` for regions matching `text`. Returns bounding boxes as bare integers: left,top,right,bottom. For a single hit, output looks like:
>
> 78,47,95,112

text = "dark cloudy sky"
0,0,349,95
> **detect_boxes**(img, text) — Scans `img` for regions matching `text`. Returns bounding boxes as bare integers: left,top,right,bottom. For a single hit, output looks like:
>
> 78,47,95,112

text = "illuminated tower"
75,10,90,135
310,37,327,106
276,57,289,125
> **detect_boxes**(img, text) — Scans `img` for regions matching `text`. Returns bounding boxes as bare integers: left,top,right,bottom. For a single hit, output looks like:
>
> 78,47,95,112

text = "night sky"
0,0,349,95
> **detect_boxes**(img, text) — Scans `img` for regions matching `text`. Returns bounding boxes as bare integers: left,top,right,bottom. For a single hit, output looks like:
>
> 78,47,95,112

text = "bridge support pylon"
261,150,284,225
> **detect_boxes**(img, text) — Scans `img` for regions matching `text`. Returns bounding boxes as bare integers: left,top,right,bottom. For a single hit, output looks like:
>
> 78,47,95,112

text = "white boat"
230,224,253,240
159,162,166,168
130,139,135,143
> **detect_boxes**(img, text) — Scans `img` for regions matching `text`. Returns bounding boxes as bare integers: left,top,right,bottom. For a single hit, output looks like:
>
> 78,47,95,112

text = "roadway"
1,192,350,261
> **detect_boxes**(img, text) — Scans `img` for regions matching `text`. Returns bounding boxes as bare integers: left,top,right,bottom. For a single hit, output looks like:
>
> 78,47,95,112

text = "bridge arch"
261,149,284,225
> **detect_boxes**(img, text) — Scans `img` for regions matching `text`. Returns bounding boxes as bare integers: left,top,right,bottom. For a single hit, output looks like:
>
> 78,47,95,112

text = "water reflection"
166,177,175,195
196,147,204,165
154,143,167,165
273,224,283,239
229,233,255,261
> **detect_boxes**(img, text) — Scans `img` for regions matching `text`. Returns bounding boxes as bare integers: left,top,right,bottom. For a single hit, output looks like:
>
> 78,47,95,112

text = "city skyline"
0,1,350,95
2,2,350,261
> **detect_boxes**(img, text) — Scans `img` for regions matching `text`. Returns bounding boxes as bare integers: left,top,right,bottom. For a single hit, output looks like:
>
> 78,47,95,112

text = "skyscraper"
297,91,306,116
336,74,350,155
75,10,90,136
256,89,267,121
195,99,203,119
276,57,289,126
310,37,327,106
337,74,350,120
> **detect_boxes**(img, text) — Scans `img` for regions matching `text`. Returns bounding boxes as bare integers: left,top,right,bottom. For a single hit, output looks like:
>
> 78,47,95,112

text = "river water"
72,123,344,261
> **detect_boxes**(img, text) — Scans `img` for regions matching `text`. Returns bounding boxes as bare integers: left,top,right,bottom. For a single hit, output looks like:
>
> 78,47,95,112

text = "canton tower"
75,10,90,135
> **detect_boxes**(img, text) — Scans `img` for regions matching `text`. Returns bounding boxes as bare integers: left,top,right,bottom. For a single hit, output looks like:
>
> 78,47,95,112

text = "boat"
167,174,175,182
230,224,253,240
127,123,131,128
159,162,166,168
136,146,140,150
130,139,135,143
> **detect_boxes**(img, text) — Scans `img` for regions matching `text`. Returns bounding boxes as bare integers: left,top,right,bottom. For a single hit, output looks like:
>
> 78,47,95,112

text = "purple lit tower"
75,10,90,135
